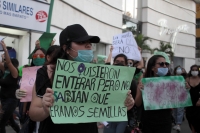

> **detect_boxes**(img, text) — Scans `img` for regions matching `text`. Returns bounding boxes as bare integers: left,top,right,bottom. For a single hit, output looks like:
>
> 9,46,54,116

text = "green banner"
51,59,135,123
39,32,56,50
141,76,192,110
97,55,107,64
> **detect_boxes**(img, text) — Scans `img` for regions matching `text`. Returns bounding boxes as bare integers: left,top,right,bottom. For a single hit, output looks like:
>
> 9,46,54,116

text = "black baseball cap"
59,24,100,46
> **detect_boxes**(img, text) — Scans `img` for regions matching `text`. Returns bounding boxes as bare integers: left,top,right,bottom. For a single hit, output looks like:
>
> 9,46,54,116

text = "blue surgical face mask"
70,49,94,63
176,68,182,75
156,68,168,76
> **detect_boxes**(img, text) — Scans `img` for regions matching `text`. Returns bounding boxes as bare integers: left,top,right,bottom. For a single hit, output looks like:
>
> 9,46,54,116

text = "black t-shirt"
36,66,98,133
186,82,200,119
0,72,18,99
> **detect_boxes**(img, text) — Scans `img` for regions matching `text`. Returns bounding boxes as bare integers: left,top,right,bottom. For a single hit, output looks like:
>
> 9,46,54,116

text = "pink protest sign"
141,76,192,110
20,66,41,102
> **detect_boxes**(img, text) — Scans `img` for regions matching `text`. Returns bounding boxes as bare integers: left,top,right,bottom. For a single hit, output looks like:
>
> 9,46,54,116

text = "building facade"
0,0,122,66
50,0,122,60
196,3,200,65
0,0,196,72
138,0,196,71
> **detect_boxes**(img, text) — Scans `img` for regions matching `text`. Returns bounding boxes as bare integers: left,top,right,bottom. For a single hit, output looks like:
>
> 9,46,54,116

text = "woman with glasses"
103,53,138,133
135,55,190,133
186,65,200,133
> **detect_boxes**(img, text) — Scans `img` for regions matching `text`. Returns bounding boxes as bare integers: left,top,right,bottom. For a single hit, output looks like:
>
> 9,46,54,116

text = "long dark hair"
45,45,60,62
188,64,200,77
113,54,128,65
47,44,71,82
144,55,171,78
30,48,46,66
11,58,19,70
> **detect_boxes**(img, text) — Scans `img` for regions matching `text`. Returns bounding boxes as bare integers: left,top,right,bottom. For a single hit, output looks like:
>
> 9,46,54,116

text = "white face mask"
191,71,198,76
176,68,182,75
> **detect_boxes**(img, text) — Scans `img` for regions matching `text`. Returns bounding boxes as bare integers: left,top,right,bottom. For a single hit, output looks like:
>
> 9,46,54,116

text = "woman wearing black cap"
29,24,135,133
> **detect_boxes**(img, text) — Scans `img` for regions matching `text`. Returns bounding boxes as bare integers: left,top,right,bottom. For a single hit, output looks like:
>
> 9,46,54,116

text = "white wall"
18,34,30,66
51,0,122,45
140,0,196,71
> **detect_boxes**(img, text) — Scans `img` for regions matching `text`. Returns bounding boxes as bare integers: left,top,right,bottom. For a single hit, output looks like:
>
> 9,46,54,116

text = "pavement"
6,118,191,133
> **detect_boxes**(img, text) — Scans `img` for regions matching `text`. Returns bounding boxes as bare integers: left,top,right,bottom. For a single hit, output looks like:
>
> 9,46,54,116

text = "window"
122,19,137,34
196,38,200,58
196,19,200,29
122,0,138,19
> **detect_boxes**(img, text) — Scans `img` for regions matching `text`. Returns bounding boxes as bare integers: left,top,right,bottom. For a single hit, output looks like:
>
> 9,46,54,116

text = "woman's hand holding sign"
42,88,54,114
185,82,190,90
125,90,135,110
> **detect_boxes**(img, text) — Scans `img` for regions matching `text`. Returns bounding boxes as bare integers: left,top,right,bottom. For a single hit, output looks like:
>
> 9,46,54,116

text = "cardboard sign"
20,66,42,102
112,32,141,61
39,32,56,50
51,59,136,123
142,76,192,110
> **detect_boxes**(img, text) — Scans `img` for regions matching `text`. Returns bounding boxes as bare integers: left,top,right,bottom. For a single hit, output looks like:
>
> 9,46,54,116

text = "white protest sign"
112,32,141,61
0,0,50,32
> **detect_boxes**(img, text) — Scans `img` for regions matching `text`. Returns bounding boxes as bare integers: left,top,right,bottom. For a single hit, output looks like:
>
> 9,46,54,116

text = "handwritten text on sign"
112,32,141,61
141,76,192,110
20,66,42,102
51,59,135,123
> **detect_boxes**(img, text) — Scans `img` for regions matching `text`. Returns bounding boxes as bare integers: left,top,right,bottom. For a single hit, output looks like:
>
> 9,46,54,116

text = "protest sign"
97,55,107,64
141,76,192,110
112,32,141,61
51,59,135,123
20,66,41,102
39,32,56,50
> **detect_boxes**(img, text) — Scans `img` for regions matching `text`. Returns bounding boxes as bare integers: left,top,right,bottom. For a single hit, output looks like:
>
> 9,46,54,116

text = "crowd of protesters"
0,24,199,133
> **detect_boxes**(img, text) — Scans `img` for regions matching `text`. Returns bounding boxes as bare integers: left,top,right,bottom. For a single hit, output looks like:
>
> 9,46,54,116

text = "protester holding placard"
135,55,190,133
172,65,187,132
186,65,200,133
103,53,137,133
127,47,144,83
0,41,20,133
29,24,135,133
16,47,46,133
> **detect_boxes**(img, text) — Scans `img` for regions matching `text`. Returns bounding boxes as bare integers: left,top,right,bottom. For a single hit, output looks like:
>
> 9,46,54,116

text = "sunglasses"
156,62,169,67
32,54,45,59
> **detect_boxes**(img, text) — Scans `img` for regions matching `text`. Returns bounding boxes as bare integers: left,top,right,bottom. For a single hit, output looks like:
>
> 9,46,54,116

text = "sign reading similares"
0,0,50,32
50,59,135,123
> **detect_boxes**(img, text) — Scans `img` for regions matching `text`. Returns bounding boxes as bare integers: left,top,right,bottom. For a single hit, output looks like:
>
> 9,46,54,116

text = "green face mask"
33,58,45,66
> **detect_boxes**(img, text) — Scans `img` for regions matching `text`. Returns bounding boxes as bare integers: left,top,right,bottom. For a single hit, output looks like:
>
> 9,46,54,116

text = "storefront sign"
158,19,189,52
0,0,50,32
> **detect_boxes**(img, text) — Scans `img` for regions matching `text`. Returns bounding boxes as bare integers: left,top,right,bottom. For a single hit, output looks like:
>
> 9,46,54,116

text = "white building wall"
140,0,196,72
51,0,122,57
